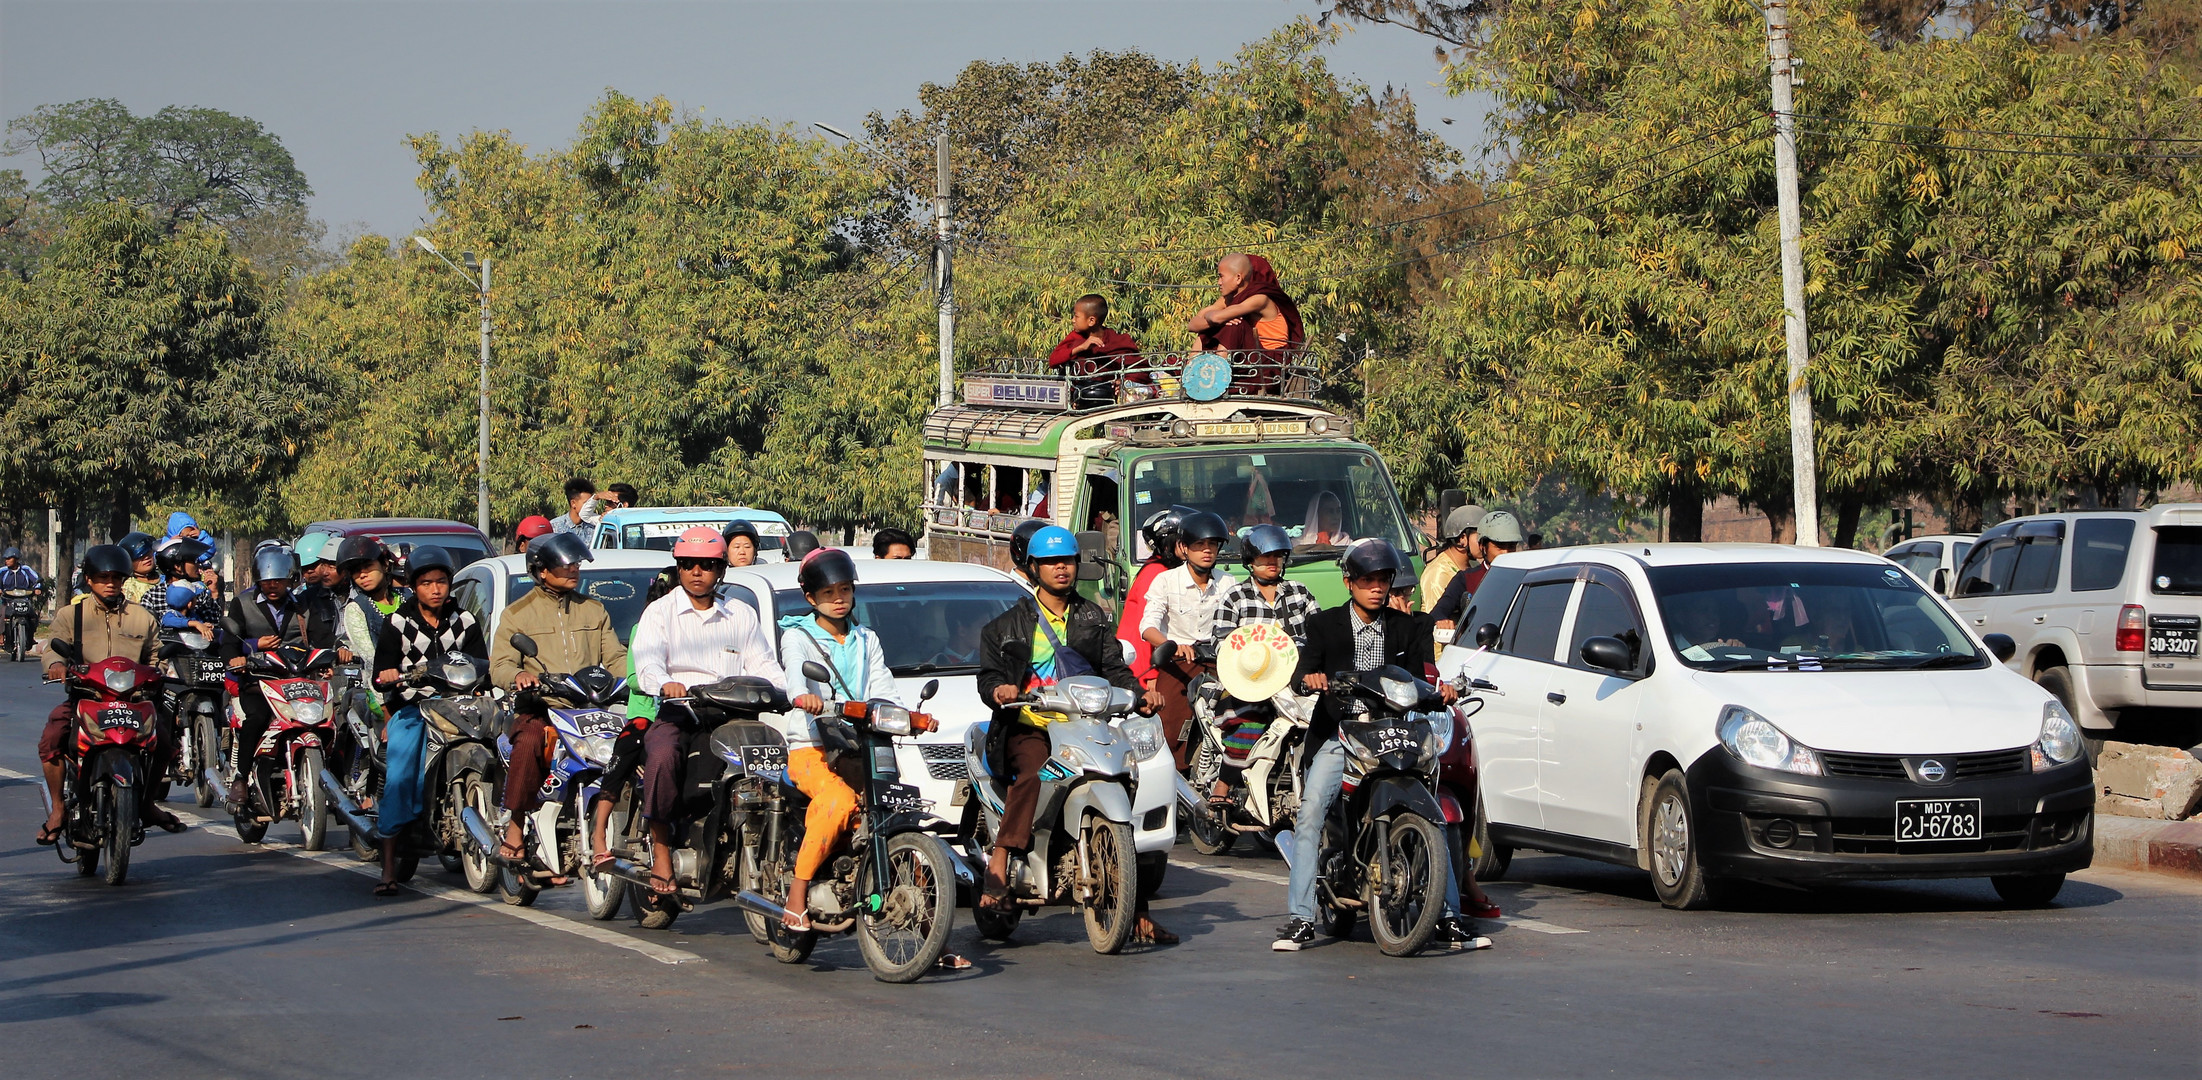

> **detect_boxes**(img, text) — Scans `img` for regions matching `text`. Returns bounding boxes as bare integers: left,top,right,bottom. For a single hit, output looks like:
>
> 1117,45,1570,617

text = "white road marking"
0,765,702,965
1173,857,1589,934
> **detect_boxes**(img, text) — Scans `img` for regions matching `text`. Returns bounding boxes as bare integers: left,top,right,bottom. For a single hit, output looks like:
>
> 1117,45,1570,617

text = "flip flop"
149,814,186,834
781,909,812,932
1468,900,1502,920
590,852,618,874
1134,919,1180,945
936,953,973,971
34,823,60,847
372,881,401,898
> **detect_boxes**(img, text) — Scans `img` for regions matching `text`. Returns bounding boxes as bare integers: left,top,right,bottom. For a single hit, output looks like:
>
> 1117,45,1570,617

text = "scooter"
960,674,1180,954
481,631,627,909
42,642,163,886
325,659,384,861
225,643,338,849
4,587,37,662
1184,665,1316,856
728,662,961,983
158,627,227,809
321,652,508,888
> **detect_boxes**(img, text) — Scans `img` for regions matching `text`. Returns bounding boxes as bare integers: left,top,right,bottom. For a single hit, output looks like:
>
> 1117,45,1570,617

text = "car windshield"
772,580,1026,675
508,568,665,644
621,519,789,552
2154,526,2202,595
379,533,493,567
1648,561,1983,671
1128,448,1416,564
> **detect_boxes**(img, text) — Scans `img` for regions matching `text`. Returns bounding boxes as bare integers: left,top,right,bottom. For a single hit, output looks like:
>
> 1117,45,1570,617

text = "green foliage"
6,98,311,229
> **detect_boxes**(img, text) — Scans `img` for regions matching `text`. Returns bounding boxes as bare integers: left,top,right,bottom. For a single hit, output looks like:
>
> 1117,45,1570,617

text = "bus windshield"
1128,448,1417,563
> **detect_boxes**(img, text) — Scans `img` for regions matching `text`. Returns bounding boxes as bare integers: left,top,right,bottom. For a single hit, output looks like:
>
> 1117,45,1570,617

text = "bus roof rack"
952,350,1324,415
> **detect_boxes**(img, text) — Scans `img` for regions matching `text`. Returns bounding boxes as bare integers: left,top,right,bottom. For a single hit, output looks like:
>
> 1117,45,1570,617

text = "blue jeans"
1287,737,1461,922
380,705,427,831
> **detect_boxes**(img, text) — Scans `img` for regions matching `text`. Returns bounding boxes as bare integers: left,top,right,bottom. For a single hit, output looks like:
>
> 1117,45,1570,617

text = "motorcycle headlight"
179,631,211,651
1067,681,1113,717
1379,674,1423,712
1121,716,1165,761
1422,713,1453,760
1716,705,1823,776
294,700,327,724
870,703,915,737
580,734,615,768
2031,700,2083,771
440,656,480,687
102,667,139,693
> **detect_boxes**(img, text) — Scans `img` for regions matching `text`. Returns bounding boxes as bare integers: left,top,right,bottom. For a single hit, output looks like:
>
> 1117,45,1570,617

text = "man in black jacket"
975,526,1175,943
1275,539,1473,952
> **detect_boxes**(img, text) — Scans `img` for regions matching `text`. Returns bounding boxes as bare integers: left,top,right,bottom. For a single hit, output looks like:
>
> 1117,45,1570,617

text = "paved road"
0,659,2194,1079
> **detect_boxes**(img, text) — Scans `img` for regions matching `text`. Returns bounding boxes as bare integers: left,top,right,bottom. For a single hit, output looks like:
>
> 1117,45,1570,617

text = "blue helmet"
1026,525,1080,563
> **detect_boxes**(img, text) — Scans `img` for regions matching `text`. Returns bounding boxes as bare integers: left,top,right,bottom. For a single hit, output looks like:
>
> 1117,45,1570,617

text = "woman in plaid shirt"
1210,524,1318,646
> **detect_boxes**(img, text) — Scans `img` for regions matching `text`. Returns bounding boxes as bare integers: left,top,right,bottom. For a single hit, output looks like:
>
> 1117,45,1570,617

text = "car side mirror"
1580,636,1633,673
1982,633,2017,663
801,660,833,684
1473,623,1500,649
508,632,538,659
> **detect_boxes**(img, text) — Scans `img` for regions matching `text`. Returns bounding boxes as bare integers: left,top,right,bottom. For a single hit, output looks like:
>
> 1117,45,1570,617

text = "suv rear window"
2153,526,2202,596
2070,518,2136,592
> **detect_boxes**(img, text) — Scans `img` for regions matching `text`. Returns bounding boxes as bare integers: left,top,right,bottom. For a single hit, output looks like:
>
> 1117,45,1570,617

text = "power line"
1797,126,2202,161
1782,111,2202,145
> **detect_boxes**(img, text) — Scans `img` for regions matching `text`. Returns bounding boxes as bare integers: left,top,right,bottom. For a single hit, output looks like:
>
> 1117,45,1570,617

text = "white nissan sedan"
1438,543,2093,909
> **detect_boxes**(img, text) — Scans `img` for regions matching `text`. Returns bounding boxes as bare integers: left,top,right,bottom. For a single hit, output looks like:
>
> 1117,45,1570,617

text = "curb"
2091,815,2202,881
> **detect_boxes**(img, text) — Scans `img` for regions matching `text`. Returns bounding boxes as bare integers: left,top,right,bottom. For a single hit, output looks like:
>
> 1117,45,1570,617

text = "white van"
1440,543,2093,910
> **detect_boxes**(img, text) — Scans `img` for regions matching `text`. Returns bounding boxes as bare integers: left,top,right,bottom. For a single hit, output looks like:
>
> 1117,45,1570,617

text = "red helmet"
515,515,554,541
671,526,727,562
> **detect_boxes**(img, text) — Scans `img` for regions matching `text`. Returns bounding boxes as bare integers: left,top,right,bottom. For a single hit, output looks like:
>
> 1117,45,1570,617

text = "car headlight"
2031,700,2083,771
1716,705,1823,776
1121,716,1164,761
293,700,327,724
580,734,615,768
103,667,138,693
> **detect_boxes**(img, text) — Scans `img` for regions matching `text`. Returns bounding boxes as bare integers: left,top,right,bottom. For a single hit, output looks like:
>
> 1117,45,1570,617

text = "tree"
7,99,312,230
0,202,332,541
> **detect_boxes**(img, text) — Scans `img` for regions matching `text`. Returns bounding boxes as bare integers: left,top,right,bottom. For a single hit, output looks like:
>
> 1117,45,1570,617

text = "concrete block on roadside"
2094,741,2202,820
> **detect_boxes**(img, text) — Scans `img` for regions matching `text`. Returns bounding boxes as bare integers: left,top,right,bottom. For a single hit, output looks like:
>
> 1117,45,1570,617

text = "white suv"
1439,543,2093,910
1944,506,2202,739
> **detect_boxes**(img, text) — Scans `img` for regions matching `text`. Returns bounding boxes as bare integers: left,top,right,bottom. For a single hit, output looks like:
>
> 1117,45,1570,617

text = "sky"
0,0,1500,241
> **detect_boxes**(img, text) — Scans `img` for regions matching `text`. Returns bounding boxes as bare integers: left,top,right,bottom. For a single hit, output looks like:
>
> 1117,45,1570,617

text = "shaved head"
1219,253,1252,277
1075,294,1109,319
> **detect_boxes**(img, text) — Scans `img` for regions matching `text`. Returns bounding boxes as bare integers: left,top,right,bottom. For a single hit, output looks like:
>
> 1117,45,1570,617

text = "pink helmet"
671,526,727,561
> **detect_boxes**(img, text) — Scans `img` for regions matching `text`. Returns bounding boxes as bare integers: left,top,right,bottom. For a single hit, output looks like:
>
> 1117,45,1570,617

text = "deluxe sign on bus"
964,377,1071,410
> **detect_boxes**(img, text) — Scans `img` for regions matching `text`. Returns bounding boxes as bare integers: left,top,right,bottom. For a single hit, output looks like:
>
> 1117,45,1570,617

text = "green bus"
922,359,1420,610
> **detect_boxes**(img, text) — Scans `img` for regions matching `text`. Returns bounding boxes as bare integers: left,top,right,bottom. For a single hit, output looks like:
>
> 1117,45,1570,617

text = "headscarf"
1300,491,1351,547
164,511,200,540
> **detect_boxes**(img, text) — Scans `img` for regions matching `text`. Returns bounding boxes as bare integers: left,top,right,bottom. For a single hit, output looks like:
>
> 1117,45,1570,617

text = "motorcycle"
324,659,385,861
960,674,1180,954
4,587,37,662
477,632,628,910
1182,648,1317,857
41,642,162,886
224,643,338,848
725,662,961,983
1300,664,1464,957
321,651,508,889
159,628,228,809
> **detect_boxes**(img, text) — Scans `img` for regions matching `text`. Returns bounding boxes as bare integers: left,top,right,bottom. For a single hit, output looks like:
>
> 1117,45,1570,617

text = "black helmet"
1008,518,1048,573
334,535,389,575
1393,564,1419,591
1178,511,1229,545
1140,505,1185,553
155,537,210,577
783,530,821,562
81,544,132,577
253,544,299,584
1239,523,1293,566
721,519,761,544
1339,538,1407,580
2,546,18,560
525,530,594,575
405,545,457,583
118,531,156,562
797,548,858,595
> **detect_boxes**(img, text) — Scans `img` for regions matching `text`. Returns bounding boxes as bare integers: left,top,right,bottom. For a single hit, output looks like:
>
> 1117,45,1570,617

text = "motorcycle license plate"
739,744,787,777
99,708,144,731
281,682,323,702
2149,617,2199,658
873,781,926,813
1894,798,1982,843
569,709,623,737
1366,724,1418,755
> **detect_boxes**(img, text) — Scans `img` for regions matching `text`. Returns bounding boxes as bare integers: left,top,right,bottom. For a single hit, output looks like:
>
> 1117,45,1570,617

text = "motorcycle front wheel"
102,776,135,887
297,747,329,851
1080,814,1139,955
1368,812,1447,958
192,715,220,808
858,832,959,983
578,796,630,921
457,776,498,893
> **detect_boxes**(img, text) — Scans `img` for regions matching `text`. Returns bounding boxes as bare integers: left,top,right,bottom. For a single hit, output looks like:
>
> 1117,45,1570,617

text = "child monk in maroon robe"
1048,294,1146,407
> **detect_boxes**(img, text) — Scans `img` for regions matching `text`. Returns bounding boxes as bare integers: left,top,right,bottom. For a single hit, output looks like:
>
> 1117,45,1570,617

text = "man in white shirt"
621,528,785,900
1138,510,1237,768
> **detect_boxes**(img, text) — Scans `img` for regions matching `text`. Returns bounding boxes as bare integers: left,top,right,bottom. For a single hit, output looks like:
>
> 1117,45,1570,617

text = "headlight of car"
579,734,615,768
1716,705,1823,776
2031,700,2083,771
1121,716,1165,761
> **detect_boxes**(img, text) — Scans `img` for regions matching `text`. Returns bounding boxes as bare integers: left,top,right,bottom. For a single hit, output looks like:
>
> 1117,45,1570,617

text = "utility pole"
935,132,954,407
477,257,493,539
1765,0,1819,546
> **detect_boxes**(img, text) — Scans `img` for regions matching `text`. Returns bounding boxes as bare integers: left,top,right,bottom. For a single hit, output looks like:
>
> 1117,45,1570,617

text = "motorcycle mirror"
800,660,833,685
509,631,538,658
1151,640,1177,669
157,642,185,660
1473,622,1501,649
49,639,81,663
918,678,940,705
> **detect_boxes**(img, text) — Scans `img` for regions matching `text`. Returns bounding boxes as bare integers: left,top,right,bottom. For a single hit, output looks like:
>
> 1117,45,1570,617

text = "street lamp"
413,235,493,539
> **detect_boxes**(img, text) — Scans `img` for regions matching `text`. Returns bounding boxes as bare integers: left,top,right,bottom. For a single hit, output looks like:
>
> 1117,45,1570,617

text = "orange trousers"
787,747,859,879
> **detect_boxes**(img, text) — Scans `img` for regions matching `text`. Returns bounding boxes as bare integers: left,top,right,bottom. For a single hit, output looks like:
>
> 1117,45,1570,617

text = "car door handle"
1546,691,1567,705
2032,615,2046,624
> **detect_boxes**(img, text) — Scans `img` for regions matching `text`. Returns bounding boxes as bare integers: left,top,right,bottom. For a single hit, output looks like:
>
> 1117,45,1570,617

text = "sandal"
149,812,186,834
781,908,812,932
1468,900,1502,920
372,881,401,898
590,852,618,875
1134,917,1180,945
34,823,61,847
936,953,973,971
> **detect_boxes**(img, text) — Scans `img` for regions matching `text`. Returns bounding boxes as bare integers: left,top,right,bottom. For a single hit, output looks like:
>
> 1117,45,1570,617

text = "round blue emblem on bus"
1182,353,1233,401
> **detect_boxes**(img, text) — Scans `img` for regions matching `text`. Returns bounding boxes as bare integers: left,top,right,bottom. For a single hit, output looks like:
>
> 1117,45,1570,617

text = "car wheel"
1990,873,2065,908
1641,770,1719,910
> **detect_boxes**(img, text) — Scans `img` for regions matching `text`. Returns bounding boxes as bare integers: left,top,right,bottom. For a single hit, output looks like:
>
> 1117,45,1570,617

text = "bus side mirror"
1075,530,1107,581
